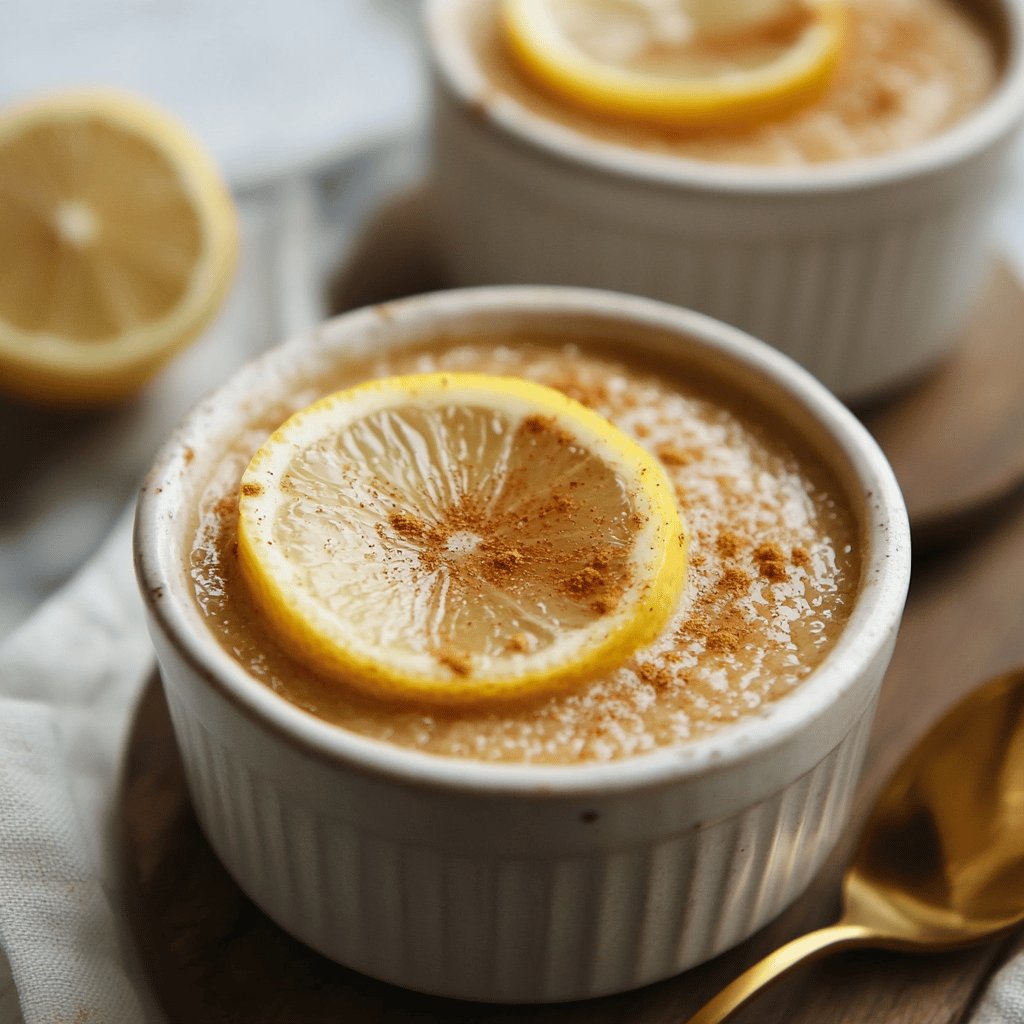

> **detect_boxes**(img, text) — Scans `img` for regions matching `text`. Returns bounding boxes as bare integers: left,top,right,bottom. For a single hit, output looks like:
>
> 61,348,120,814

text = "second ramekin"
426,0,1024,402
135,287,910,1003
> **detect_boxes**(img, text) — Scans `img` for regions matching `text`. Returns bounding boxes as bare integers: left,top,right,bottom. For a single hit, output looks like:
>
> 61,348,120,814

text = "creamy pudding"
473,0,999,164
190,338,859,764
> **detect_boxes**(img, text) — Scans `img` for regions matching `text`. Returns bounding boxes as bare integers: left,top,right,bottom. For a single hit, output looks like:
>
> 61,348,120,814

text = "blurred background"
0,0,428,636
3,0,1024,638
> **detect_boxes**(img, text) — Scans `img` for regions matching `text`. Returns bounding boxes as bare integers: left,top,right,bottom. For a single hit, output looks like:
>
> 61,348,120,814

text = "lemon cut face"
501,0,847,129
0,90,237,405
238,372,689,705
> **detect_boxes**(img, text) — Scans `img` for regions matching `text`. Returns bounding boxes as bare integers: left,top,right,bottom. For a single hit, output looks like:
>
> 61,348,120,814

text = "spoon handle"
683,922,877,1024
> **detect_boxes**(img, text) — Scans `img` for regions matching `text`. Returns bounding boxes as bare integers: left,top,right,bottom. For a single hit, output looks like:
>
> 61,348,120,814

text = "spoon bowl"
687,667,1024,1023
847,668,1024,943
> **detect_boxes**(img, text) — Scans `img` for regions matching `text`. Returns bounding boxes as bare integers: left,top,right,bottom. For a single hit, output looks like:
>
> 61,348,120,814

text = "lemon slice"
501,0,847,128
238,372,689,704
0,89,237,406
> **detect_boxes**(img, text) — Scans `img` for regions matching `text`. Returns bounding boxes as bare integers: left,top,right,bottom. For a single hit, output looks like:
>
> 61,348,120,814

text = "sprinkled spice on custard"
190,339,858,763
477,0,998,165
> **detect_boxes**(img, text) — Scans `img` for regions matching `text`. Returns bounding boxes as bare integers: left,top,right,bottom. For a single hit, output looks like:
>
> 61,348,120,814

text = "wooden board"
121,496,1024,1023
327,188,1024,552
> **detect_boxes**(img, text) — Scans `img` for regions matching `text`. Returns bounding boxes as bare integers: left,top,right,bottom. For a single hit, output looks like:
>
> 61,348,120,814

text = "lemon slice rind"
238,372,689,705
501,0,847,129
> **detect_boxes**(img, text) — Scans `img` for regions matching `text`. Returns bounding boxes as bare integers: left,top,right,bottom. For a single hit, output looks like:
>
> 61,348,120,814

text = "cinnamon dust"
562,546,629,616
551,493,576,514
565,566,604,597
520,414,574,446
489,545,525,574
388,510,430,542
365,405,639,627
374,482,637,674
716,531,744,559
636,661,673,689
754,542,788,582
656,443,696,468
507,632,531,653
677,557,753,655
550,378,609,409
792,546,812,569
437,649,472,676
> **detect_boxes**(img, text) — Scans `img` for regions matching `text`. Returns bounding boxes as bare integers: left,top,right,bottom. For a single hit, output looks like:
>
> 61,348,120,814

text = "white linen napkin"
974,952,1024,1024
0,515,155,1024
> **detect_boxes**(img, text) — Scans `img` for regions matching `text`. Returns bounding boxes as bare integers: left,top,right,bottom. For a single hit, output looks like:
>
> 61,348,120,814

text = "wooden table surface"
120,213,1024,1021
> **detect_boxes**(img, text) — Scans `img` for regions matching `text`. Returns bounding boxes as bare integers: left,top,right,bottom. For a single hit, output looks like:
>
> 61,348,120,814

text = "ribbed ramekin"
425,0,1024,403
134,287,910,1003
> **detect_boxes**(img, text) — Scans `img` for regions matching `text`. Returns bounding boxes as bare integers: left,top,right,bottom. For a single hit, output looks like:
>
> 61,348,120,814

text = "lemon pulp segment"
237,372,689,704
501,0,847,128
0,90,237,405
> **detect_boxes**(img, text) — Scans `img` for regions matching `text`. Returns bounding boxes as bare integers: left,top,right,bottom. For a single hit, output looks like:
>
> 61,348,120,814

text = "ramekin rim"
135,286,911,797
424,0,1024,196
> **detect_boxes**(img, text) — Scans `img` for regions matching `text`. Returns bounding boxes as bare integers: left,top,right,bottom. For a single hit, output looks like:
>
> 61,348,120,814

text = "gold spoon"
686,667,1024,1024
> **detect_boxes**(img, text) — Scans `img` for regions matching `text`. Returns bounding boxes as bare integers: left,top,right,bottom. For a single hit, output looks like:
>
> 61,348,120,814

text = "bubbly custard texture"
475,0,999,165
190,341,859,764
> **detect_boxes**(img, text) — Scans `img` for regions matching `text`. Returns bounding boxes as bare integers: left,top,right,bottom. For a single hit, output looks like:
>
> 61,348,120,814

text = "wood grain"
327,188,1024,552
121,499,1024,1023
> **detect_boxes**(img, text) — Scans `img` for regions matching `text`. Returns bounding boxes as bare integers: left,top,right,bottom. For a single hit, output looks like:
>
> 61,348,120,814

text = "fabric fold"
0,517,159,1024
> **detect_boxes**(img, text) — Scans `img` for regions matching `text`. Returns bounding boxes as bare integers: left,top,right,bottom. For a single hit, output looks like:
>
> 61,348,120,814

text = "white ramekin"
425,0,1024,403
135,287,910,1003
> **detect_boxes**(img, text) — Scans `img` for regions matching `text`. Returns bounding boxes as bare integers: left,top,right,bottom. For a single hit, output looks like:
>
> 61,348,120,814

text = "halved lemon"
0,89,237,406
238,372,689,704
501,0,847,129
